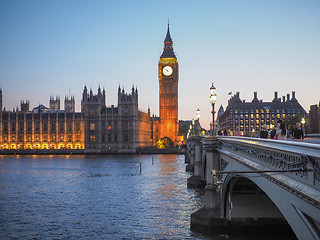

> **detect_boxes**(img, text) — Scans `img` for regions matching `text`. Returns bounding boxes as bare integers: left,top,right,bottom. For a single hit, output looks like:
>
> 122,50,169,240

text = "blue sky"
1,0,319,128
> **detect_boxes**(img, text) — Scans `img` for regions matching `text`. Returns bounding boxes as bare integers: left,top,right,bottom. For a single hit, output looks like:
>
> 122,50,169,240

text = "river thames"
1,154,292,240
1,154,219,240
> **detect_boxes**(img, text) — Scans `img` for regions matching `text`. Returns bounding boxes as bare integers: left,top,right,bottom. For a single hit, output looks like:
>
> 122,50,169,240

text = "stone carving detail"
220,140,320,187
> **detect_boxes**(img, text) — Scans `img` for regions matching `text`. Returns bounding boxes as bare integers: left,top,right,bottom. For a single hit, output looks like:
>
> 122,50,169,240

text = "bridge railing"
218,136,320,190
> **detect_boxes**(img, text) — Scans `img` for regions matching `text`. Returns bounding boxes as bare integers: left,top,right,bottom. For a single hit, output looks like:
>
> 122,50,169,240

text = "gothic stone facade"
81,86,153,153
0,100,84,150
0,25,180,151
0,86,153,152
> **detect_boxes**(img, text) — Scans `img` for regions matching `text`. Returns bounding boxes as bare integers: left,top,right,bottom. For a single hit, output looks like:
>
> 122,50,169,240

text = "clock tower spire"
161,23,176,58
158,23,179,145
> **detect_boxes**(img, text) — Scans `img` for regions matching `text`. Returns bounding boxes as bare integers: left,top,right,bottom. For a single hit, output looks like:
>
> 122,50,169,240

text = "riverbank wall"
0,148,185,155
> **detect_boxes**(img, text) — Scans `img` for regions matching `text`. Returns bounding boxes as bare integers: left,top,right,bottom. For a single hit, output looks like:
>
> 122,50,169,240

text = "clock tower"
158,24,179,145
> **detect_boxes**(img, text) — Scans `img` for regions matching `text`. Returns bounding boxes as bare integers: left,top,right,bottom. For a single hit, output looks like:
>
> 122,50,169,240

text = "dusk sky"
1,0,319,128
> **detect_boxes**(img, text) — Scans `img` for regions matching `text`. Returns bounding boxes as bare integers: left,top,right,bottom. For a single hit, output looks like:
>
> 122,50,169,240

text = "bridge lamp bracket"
211,169,223,192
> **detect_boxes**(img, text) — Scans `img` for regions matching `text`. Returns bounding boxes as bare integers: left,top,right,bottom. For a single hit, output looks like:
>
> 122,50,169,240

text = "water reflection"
139,155,187,238
0,154,209,239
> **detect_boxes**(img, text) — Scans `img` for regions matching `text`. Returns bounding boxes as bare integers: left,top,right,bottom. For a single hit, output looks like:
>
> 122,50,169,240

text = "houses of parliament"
0,25,181,152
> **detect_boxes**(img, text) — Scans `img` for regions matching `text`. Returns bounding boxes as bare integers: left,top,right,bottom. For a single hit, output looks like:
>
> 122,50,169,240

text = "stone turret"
117,85,139,152
20,100,30,112
81,86,107,151
118,85,138,105
50,96,60,111
82,86,88,102
65,95,75,113
81,86,106,115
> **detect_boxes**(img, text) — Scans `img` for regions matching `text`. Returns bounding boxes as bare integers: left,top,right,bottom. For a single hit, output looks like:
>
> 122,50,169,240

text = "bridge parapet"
218,136,320,191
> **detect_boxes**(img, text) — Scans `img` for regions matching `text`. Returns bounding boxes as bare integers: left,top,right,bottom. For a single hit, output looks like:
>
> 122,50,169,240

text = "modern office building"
219,91,306,136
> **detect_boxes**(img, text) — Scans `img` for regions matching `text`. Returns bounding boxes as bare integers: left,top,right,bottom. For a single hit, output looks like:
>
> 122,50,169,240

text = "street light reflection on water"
0,154,214,239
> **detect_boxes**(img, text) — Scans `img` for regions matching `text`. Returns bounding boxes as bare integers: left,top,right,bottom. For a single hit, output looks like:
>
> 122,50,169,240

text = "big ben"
159,24,178,145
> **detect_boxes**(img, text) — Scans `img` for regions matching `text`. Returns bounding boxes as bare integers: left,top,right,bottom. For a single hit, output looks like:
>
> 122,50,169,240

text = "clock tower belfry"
158,24,179,145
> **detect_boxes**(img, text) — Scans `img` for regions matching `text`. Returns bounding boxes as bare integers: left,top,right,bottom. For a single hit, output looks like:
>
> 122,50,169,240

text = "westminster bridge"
186,136,320,240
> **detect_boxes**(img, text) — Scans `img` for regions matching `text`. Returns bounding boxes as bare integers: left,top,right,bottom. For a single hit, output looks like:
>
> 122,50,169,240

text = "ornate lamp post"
192,119,195,137
209,83,217,136
301,118,305,128
301,117,306,136
196,108,200,136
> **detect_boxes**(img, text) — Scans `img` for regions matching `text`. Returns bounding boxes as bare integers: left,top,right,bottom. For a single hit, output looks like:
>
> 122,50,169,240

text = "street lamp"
196,109,201,136
209,83,217,136
192,119,195,136
301,118,305,127
301,117,306,136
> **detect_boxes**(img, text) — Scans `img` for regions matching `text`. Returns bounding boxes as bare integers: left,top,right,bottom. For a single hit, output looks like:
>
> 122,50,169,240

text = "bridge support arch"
220,175,295,236
189,136,320,239
222,175,283,219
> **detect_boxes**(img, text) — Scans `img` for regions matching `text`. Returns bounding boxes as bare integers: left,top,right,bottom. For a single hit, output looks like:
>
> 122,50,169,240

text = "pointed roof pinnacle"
160,22,176,59
164,21,172,43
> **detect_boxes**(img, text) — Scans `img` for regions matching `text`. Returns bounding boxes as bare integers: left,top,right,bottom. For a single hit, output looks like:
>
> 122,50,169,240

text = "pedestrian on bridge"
260,124,268,138
233,127,241,136
276,122,287,140
223,129,228,136
270,126,277,139
293,122,304,141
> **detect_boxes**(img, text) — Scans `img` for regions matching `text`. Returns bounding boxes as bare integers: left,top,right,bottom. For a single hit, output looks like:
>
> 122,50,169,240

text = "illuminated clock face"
163,66,173,76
